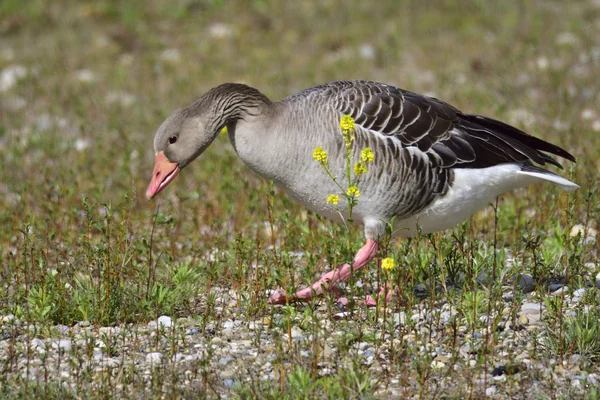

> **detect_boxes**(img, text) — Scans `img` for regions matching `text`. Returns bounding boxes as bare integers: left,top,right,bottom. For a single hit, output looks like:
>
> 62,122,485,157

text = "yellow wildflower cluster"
340,115,356,148
340,114,356,132
361,147,375,164
354,162,368,176
326,194,340,205
381,257,396,272
353,148,374,177
346,185,360,198
313,146,328,166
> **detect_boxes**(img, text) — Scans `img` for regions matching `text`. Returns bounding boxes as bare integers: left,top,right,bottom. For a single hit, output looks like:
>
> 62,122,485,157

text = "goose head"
145,83,270,200
145,103,222,200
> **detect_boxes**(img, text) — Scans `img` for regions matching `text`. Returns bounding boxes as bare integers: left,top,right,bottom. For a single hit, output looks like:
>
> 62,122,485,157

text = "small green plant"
545,305,600,362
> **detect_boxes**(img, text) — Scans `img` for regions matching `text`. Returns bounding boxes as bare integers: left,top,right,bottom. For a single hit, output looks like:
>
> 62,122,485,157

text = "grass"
1,0,599,398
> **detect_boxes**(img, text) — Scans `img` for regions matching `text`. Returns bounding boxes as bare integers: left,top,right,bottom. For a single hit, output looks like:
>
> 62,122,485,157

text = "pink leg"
268,239,379,304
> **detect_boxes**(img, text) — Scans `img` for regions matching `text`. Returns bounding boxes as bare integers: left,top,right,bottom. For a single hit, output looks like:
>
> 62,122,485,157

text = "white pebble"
52,339,72,352
146,352,163,364
31,338,46,351
75,69,96,83
158,315,173,328
0,65,27,92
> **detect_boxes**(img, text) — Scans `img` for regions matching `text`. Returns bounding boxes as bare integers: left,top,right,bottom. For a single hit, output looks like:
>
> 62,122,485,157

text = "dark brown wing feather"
322,80,575,169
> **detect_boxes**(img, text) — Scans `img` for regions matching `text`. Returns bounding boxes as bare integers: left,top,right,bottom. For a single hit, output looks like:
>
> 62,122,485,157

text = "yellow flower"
326,194,340,205
354,162,367,176
361,148,375,164
340,115,356,132
220,126,228,134
381,257,396,272
313,146,328,165
346,185,360,198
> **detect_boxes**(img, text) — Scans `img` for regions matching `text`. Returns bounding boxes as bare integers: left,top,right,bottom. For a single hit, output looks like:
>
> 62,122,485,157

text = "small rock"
1,314,15,323
146,352,163,364
31,338,46,352
212,337,223,345
492,363,526,376
435,355,450,363
185,327,199,335
549,283,564,292
290,326,306,341
460,343,478,357
0,65,27,92
333,312,349,320
570,224,597,238
158,315,173,328
223,320,235,330
52,339,72,352
596,272,600,289
55,325,69,334
208,23,233,39
75,69,96,83
223,378,235,388
502,291,514,302
520,302,544,315
517,274,535,293
551,286,568,296
485,386,497,396
431,360,445,369
413,284,428,298
572,288,586,298
99,326,118,335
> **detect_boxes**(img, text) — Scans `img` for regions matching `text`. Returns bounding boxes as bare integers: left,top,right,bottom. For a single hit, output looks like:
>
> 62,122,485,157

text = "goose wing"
318,80,575,169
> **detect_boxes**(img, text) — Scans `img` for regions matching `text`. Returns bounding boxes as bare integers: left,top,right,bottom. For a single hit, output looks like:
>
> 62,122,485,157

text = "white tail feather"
518,170,579,191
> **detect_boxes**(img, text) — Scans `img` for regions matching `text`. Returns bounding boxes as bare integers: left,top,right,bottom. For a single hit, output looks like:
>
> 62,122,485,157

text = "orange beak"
146,151,181,200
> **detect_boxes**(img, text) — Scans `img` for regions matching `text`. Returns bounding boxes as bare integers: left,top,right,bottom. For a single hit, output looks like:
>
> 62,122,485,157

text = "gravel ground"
1,281,599,399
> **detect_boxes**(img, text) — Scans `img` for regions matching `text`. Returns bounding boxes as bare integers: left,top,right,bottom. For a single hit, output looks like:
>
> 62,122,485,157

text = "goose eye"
169,136,178,144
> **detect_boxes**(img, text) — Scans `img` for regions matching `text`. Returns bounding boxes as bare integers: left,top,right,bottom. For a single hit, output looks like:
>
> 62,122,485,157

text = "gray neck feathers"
185,83,271,132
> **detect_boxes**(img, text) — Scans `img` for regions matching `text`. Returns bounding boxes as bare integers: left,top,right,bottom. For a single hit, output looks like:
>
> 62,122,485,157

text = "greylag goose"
146,81,578,305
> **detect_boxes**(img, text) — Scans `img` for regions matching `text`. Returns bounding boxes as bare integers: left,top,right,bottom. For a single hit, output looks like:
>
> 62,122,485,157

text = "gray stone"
1,314,15,324
290,326,306,341
146,352,163,364
52,339,72,352
31,338,46,352
55,325,70,334
551,286,568,296
549,283,564,292
413,283,428,298
517,274,535,293
520,303,544,315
